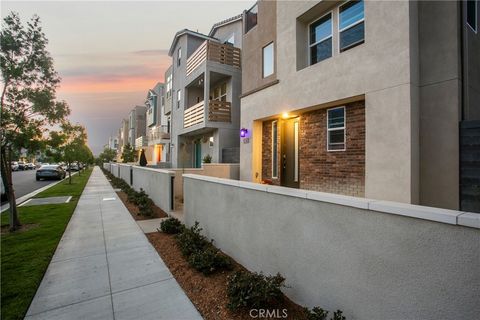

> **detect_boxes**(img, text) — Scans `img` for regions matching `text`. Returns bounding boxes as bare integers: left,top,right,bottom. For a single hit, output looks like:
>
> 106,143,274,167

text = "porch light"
240,128,248,138
282,112,290,119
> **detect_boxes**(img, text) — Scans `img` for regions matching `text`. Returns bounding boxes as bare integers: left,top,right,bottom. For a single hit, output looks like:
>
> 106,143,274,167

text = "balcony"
186,40,241,77
148,125,170,144
135,136,147,150
184,100,231,128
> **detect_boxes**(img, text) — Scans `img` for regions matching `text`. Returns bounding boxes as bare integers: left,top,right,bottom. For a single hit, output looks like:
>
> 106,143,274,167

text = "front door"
281,118,299,188
194,141,202,168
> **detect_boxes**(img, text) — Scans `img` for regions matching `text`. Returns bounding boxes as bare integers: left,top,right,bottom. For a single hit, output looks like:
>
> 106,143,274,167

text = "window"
294,120,299,182
467,0,477,32
177,90,181,109
177,48,182,66
339,0,365,51
209,136,214,147
211,83,227,102
327,107,345,151
262,42,274,77
309,13,332,65
245,4,258,33
272,121,278,178
166,74,172,98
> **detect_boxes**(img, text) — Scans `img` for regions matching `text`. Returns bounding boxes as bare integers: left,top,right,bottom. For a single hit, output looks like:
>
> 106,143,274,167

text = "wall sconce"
240,128,248,138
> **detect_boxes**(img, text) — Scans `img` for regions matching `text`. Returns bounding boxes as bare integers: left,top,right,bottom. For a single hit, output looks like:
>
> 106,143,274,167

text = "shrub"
332,310,345,320
127,189,139,204
188,245,232,275
304,307,329,320
175,222,210,257
159,217,184,234
227,271,285,310
136,189,154,216
202,154,212,163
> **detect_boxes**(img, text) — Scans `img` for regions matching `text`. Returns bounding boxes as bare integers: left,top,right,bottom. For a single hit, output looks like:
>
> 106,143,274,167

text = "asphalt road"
2,169,56,203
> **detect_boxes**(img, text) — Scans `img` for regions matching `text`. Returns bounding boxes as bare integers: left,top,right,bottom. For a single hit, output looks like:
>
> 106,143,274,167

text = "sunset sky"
1,0,253,154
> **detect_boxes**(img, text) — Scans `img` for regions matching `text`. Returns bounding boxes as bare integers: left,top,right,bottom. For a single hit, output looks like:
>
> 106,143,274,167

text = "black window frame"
308,12,333,65
339,0,365,52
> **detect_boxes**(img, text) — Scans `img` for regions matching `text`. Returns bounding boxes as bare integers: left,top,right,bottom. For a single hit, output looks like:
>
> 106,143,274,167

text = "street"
1,170,56,205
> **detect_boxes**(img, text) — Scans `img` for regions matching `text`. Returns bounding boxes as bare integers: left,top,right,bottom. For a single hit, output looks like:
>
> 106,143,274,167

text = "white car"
11,162,19,171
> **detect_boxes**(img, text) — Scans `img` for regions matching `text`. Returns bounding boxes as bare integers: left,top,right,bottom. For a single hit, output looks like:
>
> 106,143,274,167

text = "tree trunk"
1,147,21,231
68,162,72,184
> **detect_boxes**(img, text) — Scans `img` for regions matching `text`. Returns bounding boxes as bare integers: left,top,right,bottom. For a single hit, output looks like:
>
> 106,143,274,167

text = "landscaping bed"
116,190,167,220
1,167,93,320
147,231,308,320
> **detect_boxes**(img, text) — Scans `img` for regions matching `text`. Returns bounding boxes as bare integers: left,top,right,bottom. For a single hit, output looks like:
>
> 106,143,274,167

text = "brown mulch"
147,232,308,320
116,191,167,221
1,223,40,234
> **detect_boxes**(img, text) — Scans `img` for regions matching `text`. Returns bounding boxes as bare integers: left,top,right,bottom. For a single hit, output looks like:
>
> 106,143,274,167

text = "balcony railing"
186,40,241,76
148,125,170,143
184,100,231,128
135,136,147,150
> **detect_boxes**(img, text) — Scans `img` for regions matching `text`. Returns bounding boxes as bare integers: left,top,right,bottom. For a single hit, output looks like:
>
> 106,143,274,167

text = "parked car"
11,162,19,171
27,163,36,170
36,165,66,181
17,161,26,170
68,163,79,171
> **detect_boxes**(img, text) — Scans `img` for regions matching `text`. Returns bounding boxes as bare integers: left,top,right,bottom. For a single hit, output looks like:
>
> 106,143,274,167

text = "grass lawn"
1,167,93,320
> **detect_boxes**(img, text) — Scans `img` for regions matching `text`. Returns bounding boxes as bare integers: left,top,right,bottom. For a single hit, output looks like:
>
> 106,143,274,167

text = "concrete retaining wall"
131,166,175,214
118,164,132,184
183,174,480,320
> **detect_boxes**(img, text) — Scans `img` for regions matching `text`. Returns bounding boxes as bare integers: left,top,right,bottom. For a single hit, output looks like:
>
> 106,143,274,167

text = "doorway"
194,141,202,168
281,118,299,188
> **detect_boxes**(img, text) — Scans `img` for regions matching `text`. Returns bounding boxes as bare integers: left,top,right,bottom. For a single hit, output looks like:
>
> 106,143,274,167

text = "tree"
97,147,117,164
121,143,135,163
139,149,147,166
1,12,70,231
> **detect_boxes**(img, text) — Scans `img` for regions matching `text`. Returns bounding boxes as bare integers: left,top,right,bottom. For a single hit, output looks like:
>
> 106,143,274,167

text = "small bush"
304,307,346,320
202,154,212,163
227,271,285,310
304,307,329,320
136,189,153,216
175,222,210,257
159,217,184,234
188,245,232,275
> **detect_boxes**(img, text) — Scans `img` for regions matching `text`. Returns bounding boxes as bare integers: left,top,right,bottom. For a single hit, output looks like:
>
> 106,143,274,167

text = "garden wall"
183,174,480,320
130,166,175,213
117,164,131,184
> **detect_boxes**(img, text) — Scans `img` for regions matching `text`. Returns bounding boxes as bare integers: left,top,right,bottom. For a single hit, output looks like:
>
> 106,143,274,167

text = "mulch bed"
116,191,167,221
147,232,308,320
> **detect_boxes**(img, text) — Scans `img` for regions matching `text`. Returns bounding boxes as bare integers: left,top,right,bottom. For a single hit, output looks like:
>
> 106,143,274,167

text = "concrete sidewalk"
25,167,202,320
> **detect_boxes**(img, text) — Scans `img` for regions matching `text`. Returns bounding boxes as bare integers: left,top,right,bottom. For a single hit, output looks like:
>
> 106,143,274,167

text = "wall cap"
182,174,479,229
131,165,175,176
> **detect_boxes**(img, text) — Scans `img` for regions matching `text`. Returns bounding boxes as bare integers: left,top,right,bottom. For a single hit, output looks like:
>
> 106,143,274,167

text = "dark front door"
194,141,202,168
281,118,299,188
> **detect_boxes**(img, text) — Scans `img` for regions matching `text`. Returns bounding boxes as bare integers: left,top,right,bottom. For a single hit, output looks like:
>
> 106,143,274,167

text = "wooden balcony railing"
186,40,241,76
184,101,205,128
184,100,231,128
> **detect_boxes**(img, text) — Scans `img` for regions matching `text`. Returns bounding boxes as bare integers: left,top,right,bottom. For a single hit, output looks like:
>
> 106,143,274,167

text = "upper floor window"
211,83,227,102
467,0,477,32
177,48,182,66
177,90,181,109
245,4,258,33
327,107,346,151
166,74,172,98
339,0,365,51
225,34,235,46
309,13,332,65
262,42,274,77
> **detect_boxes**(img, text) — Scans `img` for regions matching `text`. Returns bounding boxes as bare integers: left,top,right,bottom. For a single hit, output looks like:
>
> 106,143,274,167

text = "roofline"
168,29,217,56
208,13,244,37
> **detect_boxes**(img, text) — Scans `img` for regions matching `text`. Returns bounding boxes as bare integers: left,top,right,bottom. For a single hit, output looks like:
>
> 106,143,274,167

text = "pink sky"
2,1,252,154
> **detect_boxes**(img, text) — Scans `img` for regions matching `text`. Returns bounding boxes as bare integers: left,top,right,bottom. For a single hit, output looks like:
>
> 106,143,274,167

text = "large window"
166,74,172,98
339,0,365,51
467,0,477,32
272,121,278,178
245,4,258,33
177,48,182,66
211,83,227,101
327,107,346,151
262,42,274,77
309,13,332,65
177,90,181,109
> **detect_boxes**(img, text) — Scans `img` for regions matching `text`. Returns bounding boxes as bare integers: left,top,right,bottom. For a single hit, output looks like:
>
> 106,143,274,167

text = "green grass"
1,168,93,320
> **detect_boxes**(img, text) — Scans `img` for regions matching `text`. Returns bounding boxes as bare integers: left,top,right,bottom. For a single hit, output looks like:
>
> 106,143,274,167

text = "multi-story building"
128,105,147,152
108,135,118,151
240,0,479,210
167,14,243,168
145,82,170,165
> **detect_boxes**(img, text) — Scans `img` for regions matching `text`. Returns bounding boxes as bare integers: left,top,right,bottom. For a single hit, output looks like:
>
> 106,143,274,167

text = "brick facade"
262,101,365,196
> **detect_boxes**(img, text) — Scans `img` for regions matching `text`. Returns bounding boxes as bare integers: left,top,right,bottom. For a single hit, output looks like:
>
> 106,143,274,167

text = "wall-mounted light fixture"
240,128,248,138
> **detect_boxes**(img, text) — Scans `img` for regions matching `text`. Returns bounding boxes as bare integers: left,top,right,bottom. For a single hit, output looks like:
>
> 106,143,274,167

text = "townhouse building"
166,14,243,168
240,0,479,210
144,82,171,165
128,105,147,152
